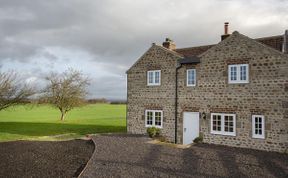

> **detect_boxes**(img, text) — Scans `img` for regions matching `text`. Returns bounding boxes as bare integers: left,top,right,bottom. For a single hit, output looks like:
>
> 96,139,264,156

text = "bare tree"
0,72,35,111
45,69,89,121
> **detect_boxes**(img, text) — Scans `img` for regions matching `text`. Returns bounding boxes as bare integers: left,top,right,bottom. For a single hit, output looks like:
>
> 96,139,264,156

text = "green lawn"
0,104,126,141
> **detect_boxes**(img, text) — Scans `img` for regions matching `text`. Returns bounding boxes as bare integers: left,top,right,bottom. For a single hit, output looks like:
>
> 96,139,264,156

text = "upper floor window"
228,64,249,84
187,69,196,86
147,70,161,86
211,113,236,136
252,115,265,139
145,110,163,128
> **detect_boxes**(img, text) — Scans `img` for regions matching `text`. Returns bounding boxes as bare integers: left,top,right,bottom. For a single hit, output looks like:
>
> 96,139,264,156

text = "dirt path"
0,139,94,178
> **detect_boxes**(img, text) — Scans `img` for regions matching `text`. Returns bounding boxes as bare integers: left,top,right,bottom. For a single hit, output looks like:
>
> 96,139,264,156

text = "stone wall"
177,32,288,152
127,32,288,152
126,44,181,142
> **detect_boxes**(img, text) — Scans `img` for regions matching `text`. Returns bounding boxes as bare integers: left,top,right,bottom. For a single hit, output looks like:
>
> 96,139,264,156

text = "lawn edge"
77,134,97,178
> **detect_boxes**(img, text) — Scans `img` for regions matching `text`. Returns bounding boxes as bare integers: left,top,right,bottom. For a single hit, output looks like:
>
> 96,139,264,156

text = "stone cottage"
126,23,288,152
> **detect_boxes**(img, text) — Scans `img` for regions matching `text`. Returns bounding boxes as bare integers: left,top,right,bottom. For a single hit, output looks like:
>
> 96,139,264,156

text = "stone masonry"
127,44,180,142
126,31,288,152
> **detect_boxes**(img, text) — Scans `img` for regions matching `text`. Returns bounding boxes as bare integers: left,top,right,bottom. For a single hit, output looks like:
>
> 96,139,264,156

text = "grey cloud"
0,0,287,99
1,0,287,63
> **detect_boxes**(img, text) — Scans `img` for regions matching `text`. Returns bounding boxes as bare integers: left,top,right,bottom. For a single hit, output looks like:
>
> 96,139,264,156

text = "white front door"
183,112,200,145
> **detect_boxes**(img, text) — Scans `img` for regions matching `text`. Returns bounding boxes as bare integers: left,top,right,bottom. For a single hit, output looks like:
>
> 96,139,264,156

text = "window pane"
148,72,153,84
212,115,221,131
155,71,160,84
146,111,153,125
155,112,162,126
253,115,265,137
224,116,234,133
240,66,247,80
230,66,237,81
218,126,221,130
187,70,195,85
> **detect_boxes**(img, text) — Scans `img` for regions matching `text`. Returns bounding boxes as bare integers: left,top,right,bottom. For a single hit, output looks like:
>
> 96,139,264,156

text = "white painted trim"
145,110,163,128
228,64,249,84
145,110,153,127
183,112,200,144
147,70,161,86
252,115,265,139
187,69,196,87
210,113,236,136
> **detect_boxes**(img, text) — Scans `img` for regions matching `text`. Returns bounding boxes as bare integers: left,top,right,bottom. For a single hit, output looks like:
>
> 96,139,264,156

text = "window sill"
145,125,162,129
228,81,249,84
147,84,161,86
252,136,265,139
210,131,236,136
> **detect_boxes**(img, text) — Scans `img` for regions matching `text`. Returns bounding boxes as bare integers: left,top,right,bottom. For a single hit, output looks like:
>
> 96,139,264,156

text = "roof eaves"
156,45,184,58
126,44,184,74
174,44,216,52
255,35,283,41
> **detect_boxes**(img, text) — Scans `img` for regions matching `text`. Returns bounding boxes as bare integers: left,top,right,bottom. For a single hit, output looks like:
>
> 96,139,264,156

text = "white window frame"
210,113,236,136
147,70,161,86
145,110,163,128
187,69,196,87
252,115,265,139
228,64,249,84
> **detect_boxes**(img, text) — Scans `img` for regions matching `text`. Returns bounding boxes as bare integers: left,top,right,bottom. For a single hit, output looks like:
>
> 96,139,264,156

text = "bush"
147,127,161,138
193,133,203,143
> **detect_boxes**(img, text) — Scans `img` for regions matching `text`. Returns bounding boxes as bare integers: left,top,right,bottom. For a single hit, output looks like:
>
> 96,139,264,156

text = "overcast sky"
0,0,287,100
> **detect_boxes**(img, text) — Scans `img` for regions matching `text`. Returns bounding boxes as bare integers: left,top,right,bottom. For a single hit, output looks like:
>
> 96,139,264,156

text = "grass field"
0,104,126,141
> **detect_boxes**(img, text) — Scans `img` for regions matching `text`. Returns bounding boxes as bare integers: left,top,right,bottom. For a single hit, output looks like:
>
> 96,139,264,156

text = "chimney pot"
221,22,230,41
162,38,176,50
224,22,229,35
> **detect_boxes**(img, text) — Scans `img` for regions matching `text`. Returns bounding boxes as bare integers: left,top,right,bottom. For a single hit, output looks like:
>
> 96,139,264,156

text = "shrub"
147,127,161,138
193,133,203,143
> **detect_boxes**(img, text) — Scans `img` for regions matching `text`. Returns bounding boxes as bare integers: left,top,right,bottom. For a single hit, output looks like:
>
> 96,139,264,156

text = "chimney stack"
283,30,288,54
162,38,176,50
221,22,230,41
224,22,229,34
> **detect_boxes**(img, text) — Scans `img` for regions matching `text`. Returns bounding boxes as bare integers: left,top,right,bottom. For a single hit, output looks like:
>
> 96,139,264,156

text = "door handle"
184,128,187,132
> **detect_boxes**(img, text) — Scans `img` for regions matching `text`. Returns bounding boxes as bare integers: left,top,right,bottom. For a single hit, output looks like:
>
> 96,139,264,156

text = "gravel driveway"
80,134,288,178
0,139,94,178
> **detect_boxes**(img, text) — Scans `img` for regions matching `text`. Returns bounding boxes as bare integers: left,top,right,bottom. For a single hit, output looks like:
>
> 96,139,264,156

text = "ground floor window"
252,115,265,139
145,110,163,128
211,113,236,136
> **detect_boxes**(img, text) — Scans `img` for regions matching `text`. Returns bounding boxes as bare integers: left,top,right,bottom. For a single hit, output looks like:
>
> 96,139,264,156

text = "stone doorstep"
147,139,192,149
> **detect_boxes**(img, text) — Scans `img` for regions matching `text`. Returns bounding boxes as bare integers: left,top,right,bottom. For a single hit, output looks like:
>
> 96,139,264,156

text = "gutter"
175,62,182,144
126,75,128,133
174,56,201,144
